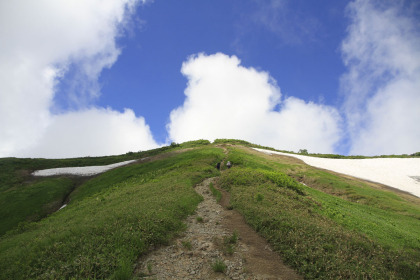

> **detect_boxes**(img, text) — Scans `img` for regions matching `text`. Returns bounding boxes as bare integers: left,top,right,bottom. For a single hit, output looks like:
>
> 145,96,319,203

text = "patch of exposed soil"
217,185,300,279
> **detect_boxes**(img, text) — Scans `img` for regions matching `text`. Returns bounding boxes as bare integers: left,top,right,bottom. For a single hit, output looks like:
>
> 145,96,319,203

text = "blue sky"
97,0,348,142
1,0,419,158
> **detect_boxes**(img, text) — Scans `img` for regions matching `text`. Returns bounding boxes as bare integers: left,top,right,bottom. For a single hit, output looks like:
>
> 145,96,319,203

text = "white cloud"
0,0,158,158
167,53,341,153
341,0,420,155
18,108,157,158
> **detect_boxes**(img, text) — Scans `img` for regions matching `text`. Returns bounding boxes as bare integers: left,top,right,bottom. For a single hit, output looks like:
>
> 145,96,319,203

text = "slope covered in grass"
219,145,420,279
1,140,419,279
0,145,223,279
0,144,188,236
0,177,75,236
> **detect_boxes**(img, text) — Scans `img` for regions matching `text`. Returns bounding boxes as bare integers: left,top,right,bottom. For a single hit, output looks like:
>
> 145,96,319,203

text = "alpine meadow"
0,140,419,279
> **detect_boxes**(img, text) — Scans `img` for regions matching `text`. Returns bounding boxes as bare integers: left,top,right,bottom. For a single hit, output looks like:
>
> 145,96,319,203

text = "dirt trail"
135,177,301,279
218,186,299,279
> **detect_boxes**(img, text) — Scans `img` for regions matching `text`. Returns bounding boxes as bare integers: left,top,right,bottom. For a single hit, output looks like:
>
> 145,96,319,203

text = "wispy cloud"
0,0,158,158
167,53,341,153
341,0,420,155
250,0,322,45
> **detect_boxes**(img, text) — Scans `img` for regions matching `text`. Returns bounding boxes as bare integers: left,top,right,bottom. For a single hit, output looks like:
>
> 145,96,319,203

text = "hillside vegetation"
0,144,185,236
0,143,222,279
220,145,420,279
0,139,419,279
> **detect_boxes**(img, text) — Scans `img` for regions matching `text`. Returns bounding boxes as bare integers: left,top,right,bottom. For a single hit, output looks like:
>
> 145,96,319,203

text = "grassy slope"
0,144,190,236
1,140,419,279
0,177,75,236
219,146,420,279
0,145,223,279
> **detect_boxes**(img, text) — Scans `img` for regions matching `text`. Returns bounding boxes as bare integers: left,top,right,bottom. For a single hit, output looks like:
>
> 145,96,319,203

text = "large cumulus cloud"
0,0,157,158
18,108,156,158
168,53,342,153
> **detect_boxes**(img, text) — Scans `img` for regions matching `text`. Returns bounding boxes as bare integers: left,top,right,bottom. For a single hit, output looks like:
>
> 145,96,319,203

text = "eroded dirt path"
218,187,300,279
135,177,301,279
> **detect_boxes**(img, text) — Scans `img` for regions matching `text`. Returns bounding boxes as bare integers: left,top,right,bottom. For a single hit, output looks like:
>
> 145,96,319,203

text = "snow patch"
32,159,138,177
253,148,420,198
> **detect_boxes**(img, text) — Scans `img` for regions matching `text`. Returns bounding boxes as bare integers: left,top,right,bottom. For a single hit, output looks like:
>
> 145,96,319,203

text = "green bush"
298,149,308,155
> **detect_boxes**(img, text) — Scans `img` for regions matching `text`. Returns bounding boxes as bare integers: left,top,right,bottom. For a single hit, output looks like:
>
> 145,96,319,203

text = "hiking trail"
135,172,301,279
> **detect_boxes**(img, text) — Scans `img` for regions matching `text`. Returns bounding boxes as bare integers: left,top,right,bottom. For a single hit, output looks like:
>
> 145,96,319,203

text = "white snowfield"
32,159,137,177
253,148,420,198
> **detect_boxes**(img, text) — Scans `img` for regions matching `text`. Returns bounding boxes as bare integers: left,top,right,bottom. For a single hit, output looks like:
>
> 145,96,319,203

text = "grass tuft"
209,182,222,202
182,240,192,250
147,262,153,274
255,193,264,201
223,231,239,255
211,258,227,273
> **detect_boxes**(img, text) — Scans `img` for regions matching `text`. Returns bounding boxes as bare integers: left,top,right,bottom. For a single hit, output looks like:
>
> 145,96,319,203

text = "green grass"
1,141,419,279
0,177,75,235
147,261,153,274
181,240,192,250
223,231,239,255
0,145,184,236
220,146,420,279
209,182,222,202
255,193,264,201
211,258,227,273
0,146,224,279
226,231,238,244
213,138,420,158
299,152,420,159
179,139,211,148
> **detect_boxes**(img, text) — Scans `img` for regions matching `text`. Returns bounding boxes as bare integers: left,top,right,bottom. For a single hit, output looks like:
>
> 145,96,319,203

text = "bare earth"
135,177,301,279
